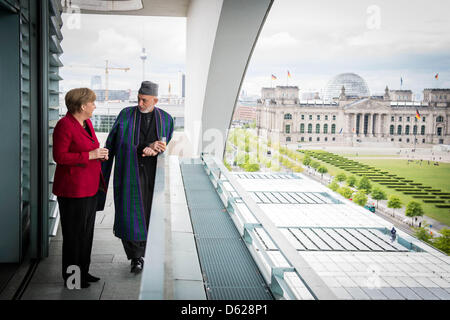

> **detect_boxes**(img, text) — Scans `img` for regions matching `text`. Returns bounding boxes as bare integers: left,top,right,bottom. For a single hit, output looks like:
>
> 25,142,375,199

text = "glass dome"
323,73,370,101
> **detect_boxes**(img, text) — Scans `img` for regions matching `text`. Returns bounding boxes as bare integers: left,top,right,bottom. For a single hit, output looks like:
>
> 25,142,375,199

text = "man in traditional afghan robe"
97,81,174,273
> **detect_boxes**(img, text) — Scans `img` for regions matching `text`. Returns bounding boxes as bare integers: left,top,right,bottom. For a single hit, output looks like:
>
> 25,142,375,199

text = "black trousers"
121,159,156,260
57,194,97,282
121,239,146,260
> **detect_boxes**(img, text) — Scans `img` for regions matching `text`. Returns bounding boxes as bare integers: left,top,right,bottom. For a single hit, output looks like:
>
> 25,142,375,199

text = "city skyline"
60,0,450,98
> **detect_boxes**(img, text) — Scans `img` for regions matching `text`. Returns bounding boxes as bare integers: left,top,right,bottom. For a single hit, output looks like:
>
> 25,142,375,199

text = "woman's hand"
142,147,158,157
89,148,109,160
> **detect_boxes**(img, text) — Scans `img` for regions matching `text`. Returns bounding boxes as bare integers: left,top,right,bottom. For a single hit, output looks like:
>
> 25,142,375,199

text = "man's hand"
149,141,166,153
142,147,158,157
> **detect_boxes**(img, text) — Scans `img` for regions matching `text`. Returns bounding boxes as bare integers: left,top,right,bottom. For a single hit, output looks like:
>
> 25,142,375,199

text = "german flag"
435,73,439,80
415,109,421,120
287,71,291,78
271,74,277,80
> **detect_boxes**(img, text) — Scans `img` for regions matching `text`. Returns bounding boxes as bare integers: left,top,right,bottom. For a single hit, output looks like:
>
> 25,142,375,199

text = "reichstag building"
256,73,449,147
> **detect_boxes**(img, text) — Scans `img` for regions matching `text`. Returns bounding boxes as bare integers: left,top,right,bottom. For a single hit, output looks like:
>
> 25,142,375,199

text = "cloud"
242,0,450,96
258,32,298,49
59,13,186,94
92,28,141,62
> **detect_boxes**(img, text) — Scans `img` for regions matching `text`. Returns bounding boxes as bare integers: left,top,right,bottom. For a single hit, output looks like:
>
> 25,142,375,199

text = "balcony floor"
21,182,142,300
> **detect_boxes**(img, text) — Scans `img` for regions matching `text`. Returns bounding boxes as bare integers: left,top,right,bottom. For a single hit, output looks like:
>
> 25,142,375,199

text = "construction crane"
66,60,130,102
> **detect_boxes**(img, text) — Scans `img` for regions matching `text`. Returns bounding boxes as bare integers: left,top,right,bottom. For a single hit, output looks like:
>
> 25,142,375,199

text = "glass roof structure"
323,73,370,101
218,170,450,300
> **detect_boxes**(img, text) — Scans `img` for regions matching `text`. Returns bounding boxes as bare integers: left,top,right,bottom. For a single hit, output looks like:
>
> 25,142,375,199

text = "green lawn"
356,159,450,226
339,154,401,158
357,159,450,194
310,155,450,226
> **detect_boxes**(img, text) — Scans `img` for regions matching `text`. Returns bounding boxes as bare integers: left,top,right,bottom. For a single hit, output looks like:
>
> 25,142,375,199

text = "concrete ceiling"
61,0,191,17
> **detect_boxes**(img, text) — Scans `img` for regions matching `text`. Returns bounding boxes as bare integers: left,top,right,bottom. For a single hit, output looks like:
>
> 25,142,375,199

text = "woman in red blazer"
53,88,108,289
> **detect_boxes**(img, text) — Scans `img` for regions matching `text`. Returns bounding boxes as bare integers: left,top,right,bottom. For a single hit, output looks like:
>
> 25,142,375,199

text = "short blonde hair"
65,88,96,114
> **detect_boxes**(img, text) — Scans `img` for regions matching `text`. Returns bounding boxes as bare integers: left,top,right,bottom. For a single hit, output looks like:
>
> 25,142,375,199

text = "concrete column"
377,113,383,137
346,113,352,137
185,0,274,157
367,113,372,136
372,113,376,136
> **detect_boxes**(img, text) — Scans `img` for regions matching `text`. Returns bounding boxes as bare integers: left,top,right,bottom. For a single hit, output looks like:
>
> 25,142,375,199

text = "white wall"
185,0,273,157
185,0,224,156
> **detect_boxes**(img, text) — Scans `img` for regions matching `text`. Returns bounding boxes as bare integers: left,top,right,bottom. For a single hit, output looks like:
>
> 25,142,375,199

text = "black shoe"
86,273,101,282
130,258,144,273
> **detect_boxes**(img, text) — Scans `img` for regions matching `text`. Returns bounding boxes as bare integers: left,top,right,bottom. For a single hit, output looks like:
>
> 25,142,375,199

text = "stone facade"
256,86,450,147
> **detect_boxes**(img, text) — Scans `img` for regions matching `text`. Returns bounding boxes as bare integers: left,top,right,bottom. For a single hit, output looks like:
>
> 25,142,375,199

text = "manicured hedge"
435,205,450,208
303,150,445,204
404,192,430,195
412,195,437,199
423,200,445,203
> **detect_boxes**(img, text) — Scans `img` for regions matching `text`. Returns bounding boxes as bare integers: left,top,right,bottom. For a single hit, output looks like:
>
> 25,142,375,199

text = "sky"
60,0,450,99
60,14,186,95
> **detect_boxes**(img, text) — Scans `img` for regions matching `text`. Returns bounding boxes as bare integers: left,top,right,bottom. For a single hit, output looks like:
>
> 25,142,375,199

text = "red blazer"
52,112,106,198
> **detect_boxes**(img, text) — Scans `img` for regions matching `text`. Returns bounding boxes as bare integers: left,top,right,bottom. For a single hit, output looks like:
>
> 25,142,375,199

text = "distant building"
256,73,450,146
233,104,256,122
90,75,102,90
94,89,130,102
178,71,185,98
390,90,413,101
423,88,450,103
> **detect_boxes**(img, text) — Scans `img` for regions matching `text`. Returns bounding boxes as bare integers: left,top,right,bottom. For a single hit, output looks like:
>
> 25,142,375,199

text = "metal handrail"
201,154,337,300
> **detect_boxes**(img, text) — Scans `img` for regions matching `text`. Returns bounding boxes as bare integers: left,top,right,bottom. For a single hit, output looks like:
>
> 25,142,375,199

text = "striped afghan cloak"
97,106,174,241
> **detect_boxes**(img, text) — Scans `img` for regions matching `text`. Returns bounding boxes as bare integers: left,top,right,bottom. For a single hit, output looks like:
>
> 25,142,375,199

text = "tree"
387,195,403,217
223,160,232,171
328,181,339,191
335,173,347,183
405,201,424,226
244,163,260,172
271,164,281,172
358,176,372,193
353,190,368,207
302,155,311,166
371,188,387,208
346,175,357,187
413,221,433,243
317,166,328,179
433,228,450,254
310,161,320,171
338,187,353,199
